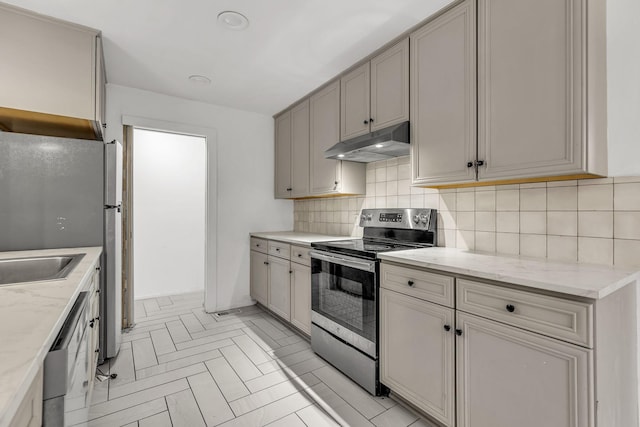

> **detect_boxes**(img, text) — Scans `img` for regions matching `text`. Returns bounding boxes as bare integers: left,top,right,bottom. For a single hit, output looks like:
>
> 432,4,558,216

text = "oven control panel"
359,208,437,231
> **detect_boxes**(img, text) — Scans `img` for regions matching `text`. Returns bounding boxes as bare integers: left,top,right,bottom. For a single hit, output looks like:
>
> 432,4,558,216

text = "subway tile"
387,158,399,167
614,212,640,240
496,190,519,211
578,184,613,210
520,182,546,189
424,194,439,209
547,186,577,211
376,197,387,208
475,185,496,192
614,176,640,184
386,181,398,196
496,212,519,233
614,239,640,268
577,211,613,238
439,193,456,211
578,237,613,265
397,196,411,208
437,229,457,248
547,212,577,236
397,163,411,180
386,196,398,208
410,185,424,195
496,184,519,190
475,232,496,253
457,212,475,231
397,179,411,196
547,180,578,187
438,211,457,230
520,212,546,235
496,233,519,255
376,182,387,197
475,191,496,211
614,183,640,210
578,177,614,185
376,167,387,182
520,188,546,211
547,236,578,262
410,194,424,208
475,212,496,232
398,155,410,165
520,234,547,258
457,192,475,211
456,230,475,250
366,183,376,196
387,165,398,181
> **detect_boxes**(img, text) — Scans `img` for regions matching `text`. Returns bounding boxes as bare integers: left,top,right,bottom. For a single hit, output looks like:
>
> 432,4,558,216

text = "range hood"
324,121,409,163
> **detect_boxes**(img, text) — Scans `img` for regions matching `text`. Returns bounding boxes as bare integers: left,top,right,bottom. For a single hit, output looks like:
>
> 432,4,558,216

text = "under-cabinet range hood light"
324,121,409,163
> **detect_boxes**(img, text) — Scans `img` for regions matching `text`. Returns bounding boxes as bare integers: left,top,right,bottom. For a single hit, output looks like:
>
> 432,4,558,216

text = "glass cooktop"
311,239,430,260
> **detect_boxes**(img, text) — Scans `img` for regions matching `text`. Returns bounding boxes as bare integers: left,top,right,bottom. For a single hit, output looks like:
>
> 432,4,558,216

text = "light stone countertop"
0,246,103,427
250,231,354,247
378,247,640,300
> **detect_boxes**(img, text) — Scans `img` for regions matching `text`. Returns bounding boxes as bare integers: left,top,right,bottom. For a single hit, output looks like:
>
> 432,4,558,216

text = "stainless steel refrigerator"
0,130,122,361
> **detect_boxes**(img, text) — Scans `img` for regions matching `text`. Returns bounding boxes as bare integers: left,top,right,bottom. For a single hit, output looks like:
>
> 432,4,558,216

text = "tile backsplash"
293,156,640,268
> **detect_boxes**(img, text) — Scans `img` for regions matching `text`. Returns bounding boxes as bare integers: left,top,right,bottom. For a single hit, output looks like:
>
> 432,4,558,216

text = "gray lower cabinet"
250,250,269,306
267,255,291,321
380,288,455,427
456,311,592,427
290,261,311,335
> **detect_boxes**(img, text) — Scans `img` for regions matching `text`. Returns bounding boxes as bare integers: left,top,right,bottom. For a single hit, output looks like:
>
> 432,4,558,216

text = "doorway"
120,119,216,327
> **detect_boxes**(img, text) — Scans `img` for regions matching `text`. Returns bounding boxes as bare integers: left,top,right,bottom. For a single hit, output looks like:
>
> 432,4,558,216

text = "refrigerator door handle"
104,204,122,213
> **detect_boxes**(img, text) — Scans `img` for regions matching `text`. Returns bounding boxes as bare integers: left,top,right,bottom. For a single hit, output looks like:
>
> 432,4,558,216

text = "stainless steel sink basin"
0,254,85,286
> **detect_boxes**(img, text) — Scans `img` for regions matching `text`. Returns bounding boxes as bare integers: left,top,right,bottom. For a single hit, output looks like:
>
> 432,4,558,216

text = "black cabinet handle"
506,304,515,313
370,118,374,123
467,162,474,168
298,254,302,257
276,248,280,251
286,188,292,191
364,120,369,124
476,160,485,167
89,319,95,328
444,325,451,332
264,261,269,265
407,280,414,287
289,270,293,274
455,329,463,336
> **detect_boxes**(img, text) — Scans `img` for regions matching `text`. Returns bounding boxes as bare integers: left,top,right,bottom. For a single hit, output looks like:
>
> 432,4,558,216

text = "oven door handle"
309,250,376,272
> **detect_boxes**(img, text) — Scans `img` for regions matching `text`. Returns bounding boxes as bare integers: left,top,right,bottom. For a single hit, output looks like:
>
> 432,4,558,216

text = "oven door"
309,250,377,358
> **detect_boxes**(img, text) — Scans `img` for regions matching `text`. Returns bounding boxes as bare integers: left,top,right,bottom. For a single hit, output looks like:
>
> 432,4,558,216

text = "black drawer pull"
506,304,515,313
455,329,463,336
407,280,414,287
443,325,451,332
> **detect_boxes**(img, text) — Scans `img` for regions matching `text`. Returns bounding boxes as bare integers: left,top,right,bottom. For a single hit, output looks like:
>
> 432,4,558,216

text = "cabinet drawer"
381,263,454,308
250,237,268,254
290,245,311,266
268,241,291,259
456,279,593,347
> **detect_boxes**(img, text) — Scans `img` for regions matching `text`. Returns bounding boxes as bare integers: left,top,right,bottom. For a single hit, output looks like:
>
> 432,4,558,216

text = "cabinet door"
274,111,292,198
341,63,370,141
0,4,97,120
477,0,585,180
290,262,311,335
310,81,341,195
380,289,455,426
370,38,409,132
457,312,593,427
291,100,310,198
250,250,269,306
411,0,476,186
268,255,291,321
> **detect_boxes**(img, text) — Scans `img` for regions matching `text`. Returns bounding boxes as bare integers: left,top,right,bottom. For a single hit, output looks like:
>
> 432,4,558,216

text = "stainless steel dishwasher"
43,292,91,427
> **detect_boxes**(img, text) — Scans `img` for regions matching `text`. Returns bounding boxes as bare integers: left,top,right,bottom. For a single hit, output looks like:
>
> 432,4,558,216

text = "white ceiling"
5,0,454,115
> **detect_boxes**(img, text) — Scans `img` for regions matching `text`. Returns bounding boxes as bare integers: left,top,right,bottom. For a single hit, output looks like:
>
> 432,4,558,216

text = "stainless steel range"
309,208,437,395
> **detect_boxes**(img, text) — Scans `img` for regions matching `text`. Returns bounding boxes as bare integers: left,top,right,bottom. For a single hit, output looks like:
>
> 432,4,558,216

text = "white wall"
133,129,206,299
106,84,293,311
607,0,640,176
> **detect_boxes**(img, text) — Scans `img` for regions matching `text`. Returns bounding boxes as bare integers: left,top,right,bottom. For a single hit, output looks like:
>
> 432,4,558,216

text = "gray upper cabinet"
411,0,476,186
476,0,607,181
0,3,105,140
290,100,310,198
274,111,292,199
310,81,366,196
341,39,409,142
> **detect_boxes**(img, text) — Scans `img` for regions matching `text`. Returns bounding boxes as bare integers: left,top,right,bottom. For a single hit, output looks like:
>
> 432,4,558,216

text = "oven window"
311,258,376,342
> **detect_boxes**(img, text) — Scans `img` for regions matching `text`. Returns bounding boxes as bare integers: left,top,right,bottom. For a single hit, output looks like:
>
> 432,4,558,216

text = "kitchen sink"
0,254,85,286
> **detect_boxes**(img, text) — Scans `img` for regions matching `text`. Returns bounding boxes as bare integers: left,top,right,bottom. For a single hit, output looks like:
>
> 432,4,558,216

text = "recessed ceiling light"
337,154,345,158
188,75,211,85
375,144,384,148
217,11,249,30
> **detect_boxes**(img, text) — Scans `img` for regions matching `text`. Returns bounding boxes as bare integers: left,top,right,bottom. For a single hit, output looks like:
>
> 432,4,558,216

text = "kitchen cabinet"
88,263,101,387
8,366,43,427
380,288,455,426
290,245,311,335
250,250,269,306
456,311,592,427
274,111,292,199
267,255,291,321
411,0,476,186
380,259,638,427
341,39,409,141
290,101,310,197
0,3,106,141
310,81,366,196
476,0,607,181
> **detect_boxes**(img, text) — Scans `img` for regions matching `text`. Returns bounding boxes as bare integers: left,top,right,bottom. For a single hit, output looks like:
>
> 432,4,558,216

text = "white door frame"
122,115,218,312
